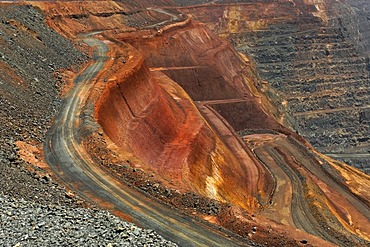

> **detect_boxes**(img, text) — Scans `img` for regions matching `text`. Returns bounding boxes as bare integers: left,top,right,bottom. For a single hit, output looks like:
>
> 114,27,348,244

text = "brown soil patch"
16,140,49,170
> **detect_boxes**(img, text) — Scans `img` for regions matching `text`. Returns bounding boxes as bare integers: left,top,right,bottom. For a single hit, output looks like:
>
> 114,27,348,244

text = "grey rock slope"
0,5,176,246
0,4,87,205
0,194,176,247
229,1,370,173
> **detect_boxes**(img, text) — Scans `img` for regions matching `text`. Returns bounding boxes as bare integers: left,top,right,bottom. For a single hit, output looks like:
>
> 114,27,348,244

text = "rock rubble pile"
0,194,177,247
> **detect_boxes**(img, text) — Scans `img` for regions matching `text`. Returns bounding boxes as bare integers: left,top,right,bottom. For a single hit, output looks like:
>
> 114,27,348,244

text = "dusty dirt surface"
17,1,370,246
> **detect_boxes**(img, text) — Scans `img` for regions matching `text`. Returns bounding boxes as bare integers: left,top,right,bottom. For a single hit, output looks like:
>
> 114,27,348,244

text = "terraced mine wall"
237,2,370,173
115,17,370,245
0,4,88,203
341,0,370,56
180,1,370,173
95,35,265,210
32,1,185,36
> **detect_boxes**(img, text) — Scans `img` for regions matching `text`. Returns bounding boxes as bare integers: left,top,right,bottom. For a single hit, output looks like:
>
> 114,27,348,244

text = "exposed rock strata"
178,0,370,173
8,1,370,246
95,33,268,210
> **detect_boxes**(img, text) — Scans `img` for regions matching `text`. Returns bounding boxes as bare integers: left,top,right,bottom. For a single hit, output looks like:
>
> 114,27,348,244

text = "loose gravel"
0,5,177,246
0,194,177,247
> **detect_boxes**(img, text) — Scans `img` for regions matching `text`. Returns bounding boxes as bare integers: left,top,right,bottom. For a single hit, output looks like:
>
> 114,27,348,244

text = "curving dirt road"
251,137,340,243
146,7,179,28
245,133,370,245
44,35,248,246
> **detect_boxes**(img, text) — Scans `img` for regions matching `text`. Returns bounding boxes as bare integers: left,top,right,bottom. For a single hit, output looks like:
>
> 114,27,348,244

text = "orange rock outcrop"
95,36,267,210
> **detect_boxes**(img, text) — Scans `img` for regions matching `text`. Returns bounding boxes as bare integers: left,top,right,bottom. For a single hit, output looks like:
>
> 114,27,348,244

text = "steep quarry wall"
129,22,284,126
179,0,370,173
95,40,264,210
32,0,273,221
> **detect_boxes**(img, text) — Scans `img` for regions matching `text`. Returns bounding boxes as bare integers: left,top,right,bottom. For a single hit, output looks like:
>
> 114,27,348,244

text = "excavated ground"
176,0,370,173
4,1,370,246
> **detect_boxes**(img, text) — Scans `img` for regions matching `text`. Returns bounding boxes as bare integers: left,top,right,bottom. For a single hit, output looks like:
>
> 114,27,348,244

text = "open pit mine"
0,0,370,246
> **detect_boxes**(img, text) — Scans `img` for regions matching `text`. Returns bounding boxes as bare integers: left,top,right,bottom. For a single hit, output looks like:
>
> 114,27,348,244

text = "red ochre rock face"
95,22,277,211
96,50,260,211
97,64,182,166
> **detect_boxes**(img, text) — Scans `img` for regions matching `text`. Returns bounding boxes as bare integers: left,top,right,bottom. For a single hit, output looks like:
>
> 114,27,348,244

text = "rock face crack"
117,82,136,118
